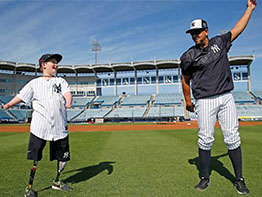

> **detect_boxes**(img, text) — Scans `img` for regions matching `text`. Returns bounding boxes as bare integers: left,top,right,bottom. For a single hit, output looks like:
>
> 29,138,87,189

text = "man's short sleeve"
180,51,194,75
17,81,33,103
220,31,232,52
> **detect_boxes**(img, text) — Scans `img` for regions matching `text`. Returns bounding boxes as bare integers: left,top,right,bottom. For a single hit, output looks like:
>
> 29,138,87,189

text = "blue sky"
0,0,261,90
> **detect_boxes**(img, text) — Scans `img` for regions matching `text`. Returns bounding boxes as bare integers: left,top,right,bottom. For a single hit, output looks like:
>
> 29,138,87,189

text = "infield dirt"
1,121,262,132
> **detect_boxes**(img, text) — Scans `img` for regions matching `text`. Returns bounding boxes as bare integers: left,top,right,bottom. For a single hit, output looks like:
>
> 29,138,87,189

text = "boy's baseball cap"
186,19,208,34
39,54,62,67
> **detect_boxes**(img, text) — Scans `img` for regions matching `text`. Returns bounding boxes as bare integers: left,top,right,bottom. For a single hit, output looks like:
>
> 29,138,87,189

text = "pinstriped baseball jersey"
17,77,70,141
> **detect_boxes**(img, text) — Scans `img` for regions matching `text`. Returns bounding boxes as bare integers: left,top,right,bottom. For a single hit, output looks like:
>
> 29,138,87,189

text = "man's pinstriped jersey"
17,77,70,141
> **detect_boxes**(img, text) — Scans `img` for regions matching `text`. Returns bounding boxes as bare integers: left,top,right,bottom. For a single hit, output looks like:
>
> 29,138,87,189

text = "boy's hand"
4,103,10,110
66,103,72,109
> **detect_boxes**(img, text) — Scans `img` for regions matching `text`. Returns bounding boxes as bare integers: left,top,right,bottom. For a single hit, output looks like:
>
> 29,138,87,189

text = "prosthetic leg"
52,161,72,191
25,161,38,197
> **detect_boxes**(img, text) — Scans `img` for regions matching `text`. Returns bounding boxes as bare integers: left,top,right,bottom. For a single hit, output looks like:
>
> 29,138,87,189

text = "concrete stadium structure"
1,55,262,123
0,55,255,97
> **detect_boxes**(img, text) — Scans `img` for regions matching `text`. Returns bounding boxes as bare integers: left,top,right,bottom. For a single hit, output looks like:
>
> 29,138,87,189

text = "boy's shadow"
188,153,235,184
63,161,115,184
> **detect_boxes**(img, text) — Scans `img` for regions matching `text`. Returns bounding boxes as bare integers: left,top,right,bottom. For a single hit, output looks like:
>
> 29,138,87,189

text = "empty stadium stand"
147,106,184,117
0,109,13,121
153,93,182,105
8,109,32,121
67,109,83,121
251,91,262,103
232,91,255,104
94,96,120,107
107,107,147,118
1,91,262,123
72,97,94,108
120,95,151,106
236,105,262,117
0,96,13,104
0,96,30,108
72,108,112,121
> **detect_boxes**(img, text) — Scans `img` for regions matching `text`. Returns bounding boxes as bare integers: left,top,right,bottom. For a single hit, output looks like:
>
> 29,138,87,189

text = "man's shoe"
195,177,210,191
234,178,249,195
52,180,72,191
25,186,37,197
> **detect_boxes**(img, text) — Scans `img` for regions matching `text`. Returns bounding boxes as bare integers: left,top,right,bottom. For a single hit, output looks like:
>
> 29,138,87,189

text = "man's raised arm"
231,0,256,42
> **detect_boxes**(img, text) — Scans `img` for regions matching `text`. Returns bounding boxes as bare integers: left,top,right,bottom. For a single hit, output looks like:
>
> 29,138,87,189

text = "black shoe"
195,177,210,191
25,186,37,197
234,178,249,195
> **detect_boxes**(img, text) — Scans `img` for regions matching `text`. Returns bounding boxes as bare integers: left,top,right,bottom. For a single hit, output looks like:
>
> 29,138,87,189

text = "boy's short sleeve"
61,78,71,96
17,81,33,103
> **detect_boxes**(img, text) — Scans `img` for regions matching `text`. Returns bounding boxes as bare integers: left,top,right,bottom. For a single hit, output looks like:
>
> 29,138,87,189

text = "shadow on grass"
188,153,235,184
63,161,116,184
36,161,115,194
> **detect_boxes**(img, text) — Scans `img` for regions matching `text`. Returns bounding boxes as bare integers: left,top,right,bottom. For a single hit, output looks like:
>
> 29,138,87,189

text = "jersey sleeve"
61,78,71,96
17,81,34,103
220,31,232,52
180,50,194,75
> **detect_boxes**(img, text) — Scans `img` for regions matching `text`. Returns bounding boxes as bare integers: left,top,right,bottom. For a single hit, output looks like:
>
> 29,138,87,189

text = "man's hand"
186,103,195,112
248,0,257,10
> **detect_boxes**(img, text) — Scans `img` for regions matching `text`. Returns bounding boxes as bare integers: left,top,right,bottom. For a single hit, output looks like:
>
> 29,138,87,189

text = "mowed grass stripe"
0,125,261,196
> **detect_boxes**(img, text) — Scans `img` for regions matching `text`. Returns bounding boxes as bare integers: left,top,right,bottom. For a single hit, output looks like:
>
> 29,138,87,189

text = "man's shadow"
63,161,115,184
188,153,235,184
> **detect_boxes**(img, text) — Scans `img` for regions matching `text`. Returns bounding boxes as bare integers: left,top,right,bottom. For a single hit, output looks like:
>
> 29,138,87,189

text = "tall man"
180,0,256,194
4,54,73,197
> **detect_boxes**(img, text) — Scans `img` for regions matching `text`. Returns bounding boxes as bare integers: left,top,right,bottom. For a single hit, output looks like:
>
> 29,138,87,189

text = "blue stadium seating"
0,96,30,108
121,95,151,106
236,105,262,117
0,109,13,121
252,91,262,100
73,108,112,121
0,96,13,104
154,93,182,105
67,109,83,121
9,109,32,121
94,96,120,107
232,91,255,104
147,106,184,117
107,107,147,118
72,97,94,108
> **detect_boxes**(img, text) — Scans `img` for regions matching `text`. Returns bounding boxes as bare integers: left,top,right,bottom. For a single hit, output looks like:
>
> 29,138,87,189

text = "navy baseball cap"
39,53,62,67
186,19,208,34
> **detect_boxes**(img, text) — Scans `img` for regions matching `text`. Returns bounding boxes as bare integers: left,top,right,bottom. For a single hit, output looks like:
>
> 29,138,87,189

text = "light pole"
91,39,101,64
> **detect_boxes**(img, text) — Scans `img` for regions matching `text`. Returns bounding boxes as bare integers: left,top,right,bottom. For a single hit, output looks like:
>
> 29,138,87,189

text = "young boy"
4,53,73,197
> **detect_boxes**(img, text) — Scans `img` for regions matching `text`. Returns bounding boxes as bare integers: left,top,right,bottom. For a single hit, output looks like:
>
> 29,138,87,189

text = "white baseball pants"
195,92,241,150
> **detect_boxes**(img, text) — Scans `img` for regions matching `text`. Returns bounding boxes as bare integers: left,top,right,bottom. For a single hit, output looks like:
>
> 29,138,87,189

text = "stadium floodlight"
91,39,102,64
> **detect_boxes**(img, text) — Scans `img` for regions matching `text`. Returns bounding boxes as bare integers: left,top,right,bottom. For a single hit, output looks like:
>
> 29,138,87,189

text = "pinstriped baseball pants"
195,92,241,150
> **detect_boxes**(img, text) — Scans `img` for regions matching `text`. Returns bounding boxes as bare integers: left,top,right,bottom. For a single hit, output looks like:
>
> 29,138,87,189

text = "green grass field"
0,125,261,197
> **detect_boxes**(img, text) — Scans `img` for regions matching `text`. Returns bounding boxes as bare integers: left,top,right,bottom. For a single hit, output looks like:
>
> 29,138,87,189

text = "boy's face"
41,58,58,76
